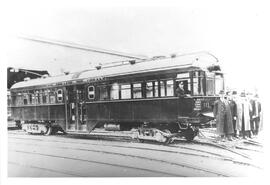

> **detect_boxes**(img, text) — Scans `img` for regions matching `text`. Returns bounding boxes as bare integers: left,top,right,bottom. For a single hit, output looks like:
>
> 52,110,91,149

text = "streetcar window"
176,72,191,95
146,81,159,98
42,90,48,104
15,93,23,106
29,91,36,105
39,91,43,104
133,83,142,99
110,83,119,100
166,80,174,96
49,90,56,103
215,73,224,95
192,71,204,96
146,82,153,98
14,93,20,106
28,93,32,104
154,81,159,97
160,81,165,97
206,72,215,95
120,84,131,99
57,89,63,102
99,85,109,100
11,94,16,106
88,86,95,99
23,93,28,105
36,91,41,104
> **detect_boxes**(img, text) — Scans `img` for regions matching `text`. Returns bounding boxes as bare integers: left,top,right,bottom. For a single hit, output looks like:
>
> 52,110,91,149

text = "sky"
2,0,269,93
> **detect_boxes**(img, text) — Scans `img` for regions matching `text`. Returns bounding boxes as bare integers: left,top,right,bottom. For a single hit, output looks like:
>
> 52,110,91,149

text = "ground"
7,125,265,177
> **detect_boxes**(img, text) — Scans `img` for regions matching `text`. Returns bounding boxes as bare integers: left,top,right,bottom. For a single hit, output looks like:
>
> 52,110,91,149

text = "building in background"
7,67,50,89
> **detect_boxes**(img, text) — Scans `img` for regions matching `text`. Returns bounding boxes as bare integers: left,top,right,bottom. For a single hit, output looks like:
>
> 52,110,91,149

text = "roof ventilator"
129,60,136,65
95,63,102,70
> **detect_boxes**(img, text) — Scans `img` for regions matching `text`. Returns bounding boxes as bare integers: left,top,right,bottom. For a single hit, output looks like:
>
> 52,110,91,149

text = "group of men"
213,90,262,141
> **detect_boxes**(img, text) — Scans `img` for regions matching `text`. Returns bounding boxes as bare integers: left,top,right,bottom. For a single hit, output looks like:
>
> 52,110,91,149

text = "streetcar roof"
10,52,220,90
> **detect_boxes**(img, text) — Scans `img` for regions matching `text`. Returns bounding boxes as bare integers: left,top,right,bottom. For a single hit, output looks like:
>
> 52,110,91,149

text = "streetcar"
9,52,224,143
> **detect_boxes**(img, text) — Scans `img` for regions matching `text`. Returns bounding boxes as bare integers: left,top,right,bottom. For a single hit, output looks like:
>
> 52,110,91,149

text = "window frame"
57,89,63,102
88,85,95,100
132,82,143,99
175,72,192,96
120,83,131,99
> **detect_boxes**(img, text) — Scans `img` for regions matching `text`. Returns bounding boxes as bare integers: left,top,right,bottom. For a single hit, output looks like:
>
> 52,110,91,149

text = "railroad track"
9,149,182,177
9,139,229,177
9,133,262,176
9,130,263,160
9,134,256,166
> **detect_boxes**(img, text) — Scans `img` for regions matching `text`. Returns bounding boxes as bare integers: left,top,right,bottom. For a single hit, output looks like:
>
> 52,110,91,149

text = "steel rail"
9,141,228,177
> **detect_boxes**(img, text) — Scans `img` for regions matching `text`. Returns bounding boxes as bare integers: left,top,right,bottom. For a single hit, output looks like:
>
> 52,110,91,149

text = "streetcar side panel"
35,105,49,120
22,106,36,120
48,104,65,121
132,100,161,121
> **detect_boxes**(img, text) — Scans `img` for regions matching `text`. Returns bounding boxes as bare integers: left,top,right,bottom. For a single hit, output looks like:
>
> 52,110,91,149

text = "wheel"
163,129,173,144
51,126,60,135
44,126,52,136
184,127,195,142
164,137,172,145
15,121,22,129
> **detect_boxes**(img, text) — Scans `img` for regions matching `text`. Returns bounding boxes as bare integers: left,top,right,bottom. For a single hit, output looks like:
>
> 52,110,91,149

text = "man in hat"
248,92,256,137
240,92,252,139
213,90,234,141
228,91,238,138
252,94,262,135
176,81,186,98
233,91,243,138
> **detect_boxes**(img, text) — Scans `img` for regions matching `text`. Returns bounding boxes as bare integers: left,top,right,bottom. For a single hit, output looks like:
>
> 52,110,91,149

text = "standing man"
240,92,252,139
252,94,262,135
248,93,256,136
229,91,238,138
234,91,243,138
213,90,234,141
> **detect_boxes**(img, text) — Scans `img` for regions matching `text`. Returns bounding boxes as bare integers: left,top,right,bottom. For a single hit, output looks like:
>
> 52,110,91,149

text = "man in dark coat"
228,91,238,138
248,93,256,136
252,94,262,135
213,90,234,141
240,92,252,139
176,82,186,98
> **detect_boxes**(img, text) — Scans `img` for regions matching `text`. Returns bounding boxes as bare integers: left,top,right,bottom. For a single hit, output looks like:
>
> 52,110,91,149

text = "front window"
193,71,205,96
206,72,215,95
215,73,224,95
176,73,191,95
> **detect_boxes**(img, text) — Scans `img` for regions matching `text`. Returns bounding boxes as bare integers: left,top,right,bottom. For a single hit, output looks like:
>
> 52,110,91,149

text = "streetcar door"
66,85,87,132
